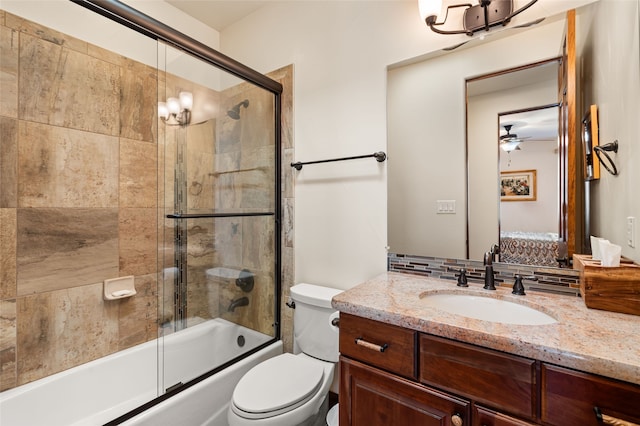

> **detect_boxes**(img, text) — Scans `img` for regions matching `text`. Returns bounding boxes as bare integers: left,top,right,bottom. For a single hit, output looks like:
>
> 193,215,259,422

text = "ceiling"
166,1,267,31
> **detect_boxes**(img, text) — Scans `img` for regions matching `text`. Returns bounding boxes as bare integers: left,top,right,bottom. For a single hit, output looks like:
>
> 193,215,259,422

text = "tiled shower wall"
0,9,295,392
0,11,158,391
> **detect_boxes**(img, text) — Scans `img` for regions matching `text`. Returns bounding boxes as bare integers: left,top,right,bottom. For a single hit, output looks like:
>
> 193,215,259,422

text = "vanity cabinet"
338,313,640,426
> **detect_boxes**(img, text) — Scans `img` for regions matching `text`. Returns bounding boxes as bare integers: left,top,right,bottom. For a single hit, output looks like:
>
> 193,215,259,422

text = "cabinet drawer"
541,363,640,425
474,405,538,426
339,313,416,379
420,334,537,420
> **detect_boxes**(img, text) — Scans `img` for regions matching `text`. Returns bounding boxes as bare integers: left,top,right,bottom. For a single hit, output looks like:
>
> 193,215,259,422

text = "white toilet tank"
290,284,343,363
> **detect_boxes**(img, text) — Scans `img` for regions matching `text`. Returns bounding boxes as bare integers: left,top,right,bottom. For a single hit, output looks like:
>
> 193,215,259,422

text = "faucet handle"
448,267,468,287
512,274,538,295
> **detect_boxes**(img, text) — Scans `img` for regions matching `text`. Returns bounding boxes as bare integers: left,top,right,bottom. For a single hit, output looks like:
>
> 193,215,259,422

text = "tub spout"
228,297,249,312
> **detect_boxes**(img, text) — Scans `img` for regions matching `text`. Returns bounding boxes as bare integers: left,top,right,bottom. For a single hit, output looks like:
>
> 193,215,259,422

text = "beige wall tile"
241,216,275,274
186,121,216,211
17,208,119,295
0,116,18,207
0,209,17,300
118,273,158,350
119,208,157,276
267,64,294,150
19,33,119,135
0,25,18,118
120,59,157,143
16,284,119,386
4,11,87,54
18,121,119,208
212,217,243,268
120,138,157,208
0,299,16,391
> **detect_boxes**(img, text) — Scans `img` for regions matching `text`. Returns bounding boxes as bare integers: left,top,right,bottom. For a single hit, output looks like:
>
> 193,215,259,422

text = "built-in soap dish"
104,276,136,300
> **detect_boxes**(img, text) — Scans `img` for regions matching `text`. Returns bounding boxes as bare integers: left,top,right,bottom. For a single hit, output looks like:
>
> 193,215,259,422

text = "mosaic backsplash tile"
388,253,581,295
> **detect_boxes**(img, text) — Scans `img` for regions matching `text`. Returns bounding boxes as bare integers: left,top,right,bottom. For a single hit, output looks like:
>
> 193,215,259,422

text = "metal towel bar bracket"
291,151,386,170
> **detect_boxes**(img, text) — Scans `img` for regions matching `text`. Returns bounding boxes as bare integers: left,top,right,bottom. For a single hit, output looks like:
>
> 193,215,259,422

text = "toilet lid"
232,353,324,419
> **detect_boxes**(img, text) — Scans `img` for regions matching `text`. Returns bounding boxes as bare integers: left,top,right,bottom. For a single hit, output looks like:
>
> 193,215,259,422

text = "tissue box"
573,254,640,316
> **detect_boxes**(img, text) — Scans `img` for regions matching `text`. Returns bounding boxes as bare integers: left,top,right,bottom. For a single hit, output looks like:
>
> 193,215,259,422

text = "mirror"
388,0,640,266
387,12,570,264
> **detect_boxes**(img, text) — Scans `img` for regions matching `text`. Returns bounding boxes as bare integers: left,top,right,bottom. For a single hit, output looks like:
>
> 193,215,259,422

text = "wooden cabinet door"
340,356,470,426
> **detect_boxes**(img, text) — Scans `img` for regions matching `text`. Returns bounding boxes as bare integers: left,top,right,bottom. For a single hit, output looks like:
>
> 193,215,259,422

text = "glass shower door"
158,42,279,392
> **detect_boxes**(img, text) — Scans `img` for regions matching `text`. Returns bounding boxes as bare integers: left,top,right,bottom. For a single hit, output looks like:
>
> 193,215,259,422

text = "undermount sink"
420,293,557,325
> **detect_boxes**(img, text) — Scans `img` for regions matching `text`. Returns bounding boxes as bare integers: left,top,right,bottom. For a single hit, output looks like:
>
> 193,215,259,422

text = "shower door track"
166,212,275,219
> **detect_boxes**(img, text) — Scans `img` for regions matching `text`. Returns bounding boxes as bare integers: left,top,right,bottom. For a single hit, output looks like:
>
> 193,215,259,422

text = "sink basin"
420,294,557,325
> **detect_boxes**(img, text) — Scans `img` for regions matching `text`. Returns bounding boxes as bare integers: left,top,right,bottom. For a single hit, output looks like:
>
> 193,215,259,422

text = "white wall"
219,0,597,289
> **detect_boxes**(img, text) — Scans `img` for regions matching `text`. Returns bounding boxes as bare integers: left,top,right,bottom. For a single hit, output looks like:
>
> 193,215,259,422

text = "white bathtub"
0,318,282,426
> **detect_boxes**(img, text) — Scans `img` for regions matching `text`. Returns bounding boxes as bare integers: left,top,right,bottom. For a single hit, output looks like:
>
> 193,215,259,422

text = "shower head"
227,99,250,120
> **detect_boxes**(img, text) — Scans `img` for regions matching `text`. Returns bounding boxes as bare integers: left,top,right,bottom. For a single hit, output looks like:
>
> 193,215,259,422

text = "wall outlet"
627,217,636,248
437,200,456,214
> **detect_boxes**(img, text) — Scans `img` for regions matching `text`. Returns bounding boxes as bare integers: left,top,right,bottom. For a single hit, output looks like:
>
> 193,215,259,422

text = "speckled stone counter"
331,272,640,385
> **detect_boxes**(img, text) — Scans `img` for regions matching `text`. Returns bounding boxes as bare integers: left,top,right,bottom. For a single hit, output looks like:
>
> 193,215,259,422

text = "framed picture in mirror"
500,169,537,201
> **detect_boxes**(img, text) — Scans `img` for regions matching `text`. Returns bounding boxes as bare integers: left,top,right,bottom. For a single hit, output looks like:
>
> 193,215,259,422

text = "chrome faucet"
483,244,500,290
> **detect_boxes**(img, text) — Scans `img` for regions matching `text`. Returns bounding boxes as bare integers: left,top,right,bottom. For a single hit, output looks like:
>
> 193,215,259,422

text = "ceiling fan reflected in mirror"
500,124,530,153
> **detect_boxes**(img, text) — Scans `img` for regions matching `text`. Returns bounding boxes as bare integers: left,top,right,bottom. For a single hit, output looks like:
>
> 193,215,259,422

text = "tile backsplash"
388,253,581,295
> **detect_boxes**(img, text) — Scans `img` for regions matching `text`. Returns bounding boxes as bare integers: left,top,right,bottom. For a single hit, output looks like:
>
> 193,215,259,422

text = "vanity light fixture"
419,0,539,36
159,91,193,126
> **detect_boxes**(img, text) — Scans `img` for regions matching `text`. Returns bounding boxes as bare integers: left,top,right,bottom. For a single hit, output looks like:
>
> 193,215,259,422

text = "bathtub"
0,318,282,426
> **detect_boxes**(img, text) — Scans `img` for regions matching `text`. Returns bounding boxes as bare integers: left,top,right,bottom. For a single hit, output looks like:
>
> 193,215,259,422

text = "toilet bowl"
228,284,342,426
228,353,334,425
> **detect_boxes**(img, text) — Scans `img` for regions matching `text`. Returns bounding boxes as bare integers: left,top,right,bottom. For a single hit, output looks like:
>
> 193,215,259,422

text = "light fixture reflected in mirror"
500,140,521,153
418,0,539,36
159,91,192,126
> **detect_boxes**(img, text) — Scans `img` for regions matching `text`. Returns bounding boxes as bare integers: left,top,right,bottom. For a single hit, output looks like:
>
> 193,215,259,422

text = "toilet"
228,283,343,426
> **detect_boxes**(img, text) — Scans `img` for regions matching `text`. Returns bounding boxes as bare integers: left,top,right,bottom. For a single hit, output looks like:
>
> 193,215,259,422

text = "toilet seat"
231,353,325,420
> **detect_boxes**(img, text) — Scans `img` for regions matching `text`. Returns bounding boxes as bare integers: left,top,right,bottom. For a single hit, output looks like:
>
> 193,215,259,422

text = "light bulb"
167,97,180,115
158,102,169,120
179,91,193,110
418,0,442,22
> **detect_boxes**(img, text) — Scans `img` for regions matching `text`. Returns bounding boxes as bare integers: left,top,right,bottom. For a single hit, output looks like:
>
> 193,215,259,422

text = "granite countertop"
331,272,640,385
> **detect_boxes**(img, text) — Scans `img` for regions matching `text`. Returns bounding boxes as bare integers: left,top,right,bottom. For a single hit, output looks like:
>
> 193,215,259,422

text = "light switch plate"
627,217,636,248
437,200,456,214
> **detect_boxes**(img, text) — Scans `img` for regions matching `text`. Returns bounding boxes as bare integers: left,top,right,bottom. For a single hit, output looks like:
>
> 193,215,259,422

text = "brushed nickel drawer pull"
594,407,640,426
355,337,389,352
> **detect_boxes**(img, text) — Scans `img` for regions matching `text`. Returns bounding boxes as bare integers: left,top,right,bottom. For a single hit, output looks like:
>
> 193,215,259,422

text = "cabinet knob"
451,413,463,426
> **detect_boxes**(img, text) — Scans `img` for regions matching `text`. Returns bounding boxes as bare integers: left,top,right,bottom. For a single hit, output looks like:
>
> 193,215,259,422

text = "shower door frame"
71,0,283,422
